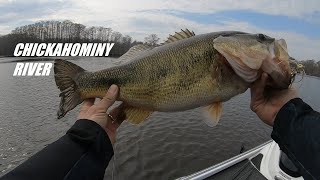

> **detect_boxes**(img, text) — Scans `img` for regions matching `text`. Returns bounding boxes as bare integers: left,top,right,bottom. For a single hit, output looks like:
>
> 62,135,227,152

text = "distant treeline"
298,59,320,77
0,20,143,56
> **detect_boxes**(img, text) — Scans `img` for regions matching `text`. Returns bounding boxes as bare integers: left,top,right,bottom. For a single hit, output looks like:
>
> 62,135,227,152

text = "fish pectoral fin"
203,102,223,127
124,106,153,125
163,29,195,44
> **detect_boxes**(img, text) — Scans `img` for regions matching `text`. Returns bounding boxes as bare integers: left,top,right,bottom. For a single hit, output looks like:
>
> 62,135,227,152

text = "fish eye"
257,34,266,41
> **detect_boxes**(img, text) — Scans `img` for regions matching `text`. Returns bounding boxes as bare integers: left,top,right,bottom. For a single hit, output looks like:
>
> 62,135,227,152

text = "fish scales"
76,34,247,111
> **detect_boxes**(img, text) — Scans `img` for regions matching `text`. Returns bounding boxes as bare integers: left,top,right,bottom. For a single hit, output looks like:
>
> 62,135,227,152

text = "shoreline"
0,56,117,64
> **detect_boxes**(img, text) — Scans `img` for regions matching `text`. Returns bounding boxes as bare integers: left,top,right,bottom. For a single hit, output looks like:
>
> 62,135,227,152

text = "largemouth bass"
54,29,293,126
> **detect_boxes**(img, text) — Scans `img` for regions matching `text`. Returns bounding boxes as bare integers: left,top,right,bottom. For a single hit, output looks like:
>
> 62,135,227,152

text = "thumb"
96,85,119,111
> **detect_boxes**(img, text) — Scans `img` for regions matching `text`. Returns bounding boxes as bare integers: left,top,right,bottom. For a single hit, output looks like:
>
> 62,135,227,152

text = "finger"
78,98,95,119
80,98,95,112
109,102,127,125
105,114,121,132
251,73,268,100
96,85,119,111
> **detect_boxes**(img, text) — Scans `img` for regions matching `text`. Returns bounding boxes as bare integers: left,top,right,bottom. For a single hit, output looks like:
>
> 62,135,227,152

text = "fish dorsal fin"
163,29,195,44
203,102,223,127
112,44,153,65
124,106,153,124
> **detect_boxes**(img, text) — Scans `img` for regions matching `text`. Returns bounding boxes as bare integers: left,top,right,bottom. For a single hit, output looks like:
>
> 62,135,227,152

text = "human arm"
250,73,320,180
1,85,124,180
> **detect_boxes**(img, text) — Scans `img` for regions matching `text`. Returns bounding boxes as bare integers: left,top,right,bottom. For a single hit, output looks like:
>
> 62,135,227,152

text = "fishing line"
290,60,305,89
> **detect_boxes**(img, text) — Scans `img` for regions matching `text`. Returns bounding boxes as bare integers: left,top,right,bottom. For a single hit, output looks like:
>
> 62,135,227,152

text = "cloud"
0,25,11,34
0,0,72,33
272,32,320,60
0,0,319,59
24,0,320,23
63,0,320,21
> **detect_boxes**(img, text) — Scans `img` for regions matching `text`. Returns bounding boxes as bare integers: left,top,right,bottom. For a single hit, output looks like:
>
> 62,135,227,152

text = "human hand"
250,73,298,126
77,85,126,144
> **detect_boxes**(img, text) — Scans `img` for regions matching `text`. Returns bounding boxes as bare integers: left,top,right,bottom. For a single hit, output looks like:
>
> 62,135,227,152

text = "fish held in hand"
54,29,293,126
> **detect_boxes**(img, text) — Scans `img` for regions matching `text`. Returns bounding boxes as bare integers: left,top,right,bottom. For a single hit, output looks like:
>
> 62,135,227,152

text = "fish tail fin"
54,59,85,119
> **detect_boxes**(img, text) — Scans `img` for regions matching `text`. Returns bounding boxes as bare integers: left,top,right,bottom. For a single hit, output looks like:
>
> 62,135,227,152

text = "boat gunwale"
177,140,273,180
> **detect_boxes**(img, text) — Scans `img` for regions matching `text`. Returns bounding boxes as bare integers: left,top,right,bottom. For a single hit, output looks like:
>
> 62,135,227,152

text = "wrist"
68,120,108,145
273,98,301,124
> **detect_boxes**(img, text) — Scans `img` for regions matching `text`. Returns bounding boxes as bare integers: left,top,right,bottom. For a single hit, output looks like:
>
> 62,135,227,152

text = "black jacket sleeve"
272,98,320,180
1,119,114,180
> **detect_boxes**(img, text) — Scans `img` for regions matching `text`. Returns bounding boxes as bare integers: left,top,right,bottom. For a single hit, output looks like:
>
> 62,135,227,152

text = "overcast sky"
0,0,319,60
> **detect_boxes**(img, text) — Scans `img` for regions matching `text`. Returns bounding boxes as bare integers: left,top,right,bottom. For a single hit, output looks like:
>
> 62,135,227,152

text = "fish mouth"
262,39,293,89
213,36,293,89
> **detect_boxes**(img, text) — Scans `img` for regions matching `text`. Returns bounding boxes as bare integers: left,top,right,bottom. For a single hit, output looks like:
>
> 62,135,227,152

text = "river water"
0,57,319,179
